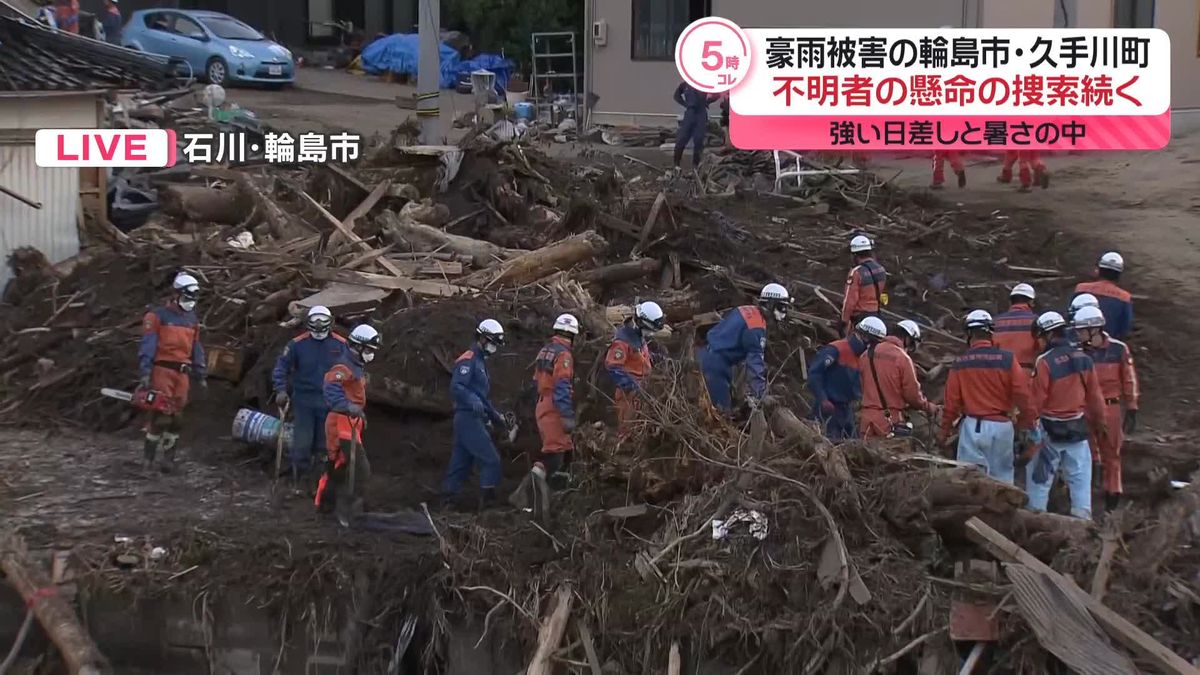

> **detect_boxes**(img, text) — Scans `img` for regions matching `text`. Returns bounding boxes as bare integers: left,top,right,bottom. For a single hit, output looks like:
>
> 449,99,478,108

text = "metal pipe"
0,183,42,209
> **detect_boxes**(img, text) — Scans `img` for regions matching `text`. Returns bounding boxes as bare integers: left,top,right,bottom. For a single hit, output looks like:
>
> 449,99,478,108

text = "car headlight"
229,45,254,59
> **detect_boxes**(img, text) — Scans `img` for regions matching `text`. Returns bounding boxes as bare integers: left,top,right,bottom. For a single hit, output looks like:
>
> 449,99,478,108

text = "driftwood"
461,230,607,289
769,407,852,485
526,585,574,675
0,530,106,675
575,259,661,288
312,268,473,298
160,183,252,225
604,294,700,325
379,210,523,268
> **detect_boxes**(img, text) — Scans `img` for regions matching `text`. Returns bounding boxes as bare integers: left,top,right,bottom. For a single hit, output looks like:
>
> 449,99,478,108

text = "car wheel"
206,57,228,86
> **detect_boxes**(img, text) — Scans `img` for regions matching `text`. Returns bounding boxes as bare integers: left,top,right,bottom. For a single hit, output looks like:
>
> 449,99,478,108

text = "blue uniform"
673,82,711,166
442,346,504,495
274,332,349,473
806,335,867,440
700,306,767,413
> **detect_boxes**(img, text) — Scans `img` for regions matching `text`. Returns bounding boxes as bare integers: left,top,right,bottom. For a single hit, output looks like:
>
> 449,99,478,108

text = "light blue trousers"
956,417,1015,484
1025,427,1092,520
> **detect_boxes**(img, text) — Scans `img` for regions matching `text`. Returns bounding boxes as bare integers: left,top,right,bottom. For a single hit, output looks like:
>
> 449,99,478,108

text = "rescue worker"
272,306,348,482
317,324,378,522
1026,311,1107,520
672,81,717,171
441,320,510,509
859,319,939,439
939,310,1035,484
1073,305,1139,511
606,302,664,435
998,151,1049,191
930,150,966,190
99,0,122,44
699,284,792,416
511,314,579,517
36,3,57,29
1074,252,1133,340
138,273,206,472
992,283,1039,371
54,0,79,34
1067,293,1099,323
807,318,872,440
839,235,888,336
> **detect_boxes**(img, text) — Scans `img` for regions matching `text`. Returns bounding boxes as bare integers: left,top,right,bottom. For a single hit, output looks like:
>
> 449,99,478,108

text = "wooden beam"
964,517,1199,675
527,585,574,675
298,186,406,277
632,191,666,257
313,268,473,298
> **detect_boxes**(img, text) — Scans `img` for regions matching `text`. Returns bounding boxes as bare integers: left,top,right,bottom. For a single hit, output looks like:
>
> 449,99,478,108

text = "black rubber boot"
142,436,159,468
479,487,499,511
159,435,178,474
1104,492,1121,512
956,169,967,188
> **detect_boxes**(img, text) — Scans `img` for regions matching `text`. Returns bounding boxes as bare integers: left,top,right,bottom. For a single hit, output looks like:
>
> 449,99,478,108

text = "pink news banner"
675,19,1171,150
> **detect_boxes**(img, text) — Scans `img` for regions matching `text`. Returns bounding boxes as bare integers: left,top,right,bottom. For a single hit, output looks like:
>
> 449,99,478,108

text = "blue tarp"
360,33,514,90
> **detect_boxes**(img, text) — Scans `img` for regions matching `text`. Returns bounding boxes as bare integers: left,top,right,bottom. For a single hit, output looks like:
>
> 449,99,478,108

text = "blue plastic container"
514,101,535,121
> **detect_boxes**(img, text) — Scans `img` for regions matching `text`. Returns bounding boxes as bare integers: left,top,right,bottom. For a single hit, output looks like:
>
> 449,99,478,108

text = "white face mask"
483,342,499,355
179,300,196,312
361,350,375,364
310,328,330,341
772,308,787,322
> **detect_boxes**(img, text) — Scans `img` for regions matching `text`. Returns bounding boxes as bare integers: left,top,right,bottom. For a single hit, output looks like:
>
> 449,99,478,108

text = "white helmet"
1069,293,1099,316
963,309,994,332
759,283,792,321
1035,311,1068,335
856,316,887,340
1072,305,1106,329
477,318,505,344
849,235,873,253
634,301,665,331
306,305,333,339
1098,251,1124,272
552,313,580,335
173,273,200,295
1010,283,1035,301
348,324,381,363
897,319,922,343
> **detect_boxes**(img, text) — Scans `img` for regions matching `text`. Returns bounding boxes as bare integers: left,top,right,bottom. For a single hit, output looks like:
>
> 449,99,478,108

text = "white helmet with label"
759,282,792,321
1010,283,1035,301
1035,311,1068,335
963,309,994,332
552,313,580,335
1071,305,1106,329
849,234,873,253
1098,251,1124,272
306,305,333,340
857,316,887,340
348,324,381,363
634,301,665,332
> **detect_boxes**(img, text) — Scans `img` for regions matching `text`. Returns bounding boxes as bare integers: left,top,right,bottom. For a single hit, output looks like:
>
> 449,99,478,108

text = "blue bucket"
514,101,535,121
232,407,293,450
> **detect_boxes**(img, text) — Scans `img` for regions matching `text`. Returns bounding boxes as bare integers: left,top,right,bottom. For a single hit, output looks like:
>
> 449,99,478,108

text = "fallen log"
461,230,607,289
0,530,106,675
379,210,523,268
604,294,699,325
575,258,661,288
769,407,851,485
160,183,252,225
527,585,574,675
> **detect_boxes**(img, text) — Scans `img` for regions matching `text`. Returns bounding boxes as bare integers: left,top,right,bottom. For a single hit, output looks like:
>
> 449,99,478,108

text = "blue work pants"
290,403,329,474
442,412,502,495
1026,425,1092,519
955,417,1015,484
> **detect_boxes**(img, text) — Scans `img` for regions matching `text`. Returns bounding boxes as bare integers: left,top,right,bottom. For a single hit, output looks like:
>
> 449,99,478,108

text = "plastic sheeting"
359,33,513,90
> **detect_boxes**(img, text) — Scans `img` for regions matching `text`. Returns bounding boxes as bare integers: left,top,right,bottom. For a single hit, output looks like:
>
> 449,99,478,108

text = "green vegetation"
442,0,583,74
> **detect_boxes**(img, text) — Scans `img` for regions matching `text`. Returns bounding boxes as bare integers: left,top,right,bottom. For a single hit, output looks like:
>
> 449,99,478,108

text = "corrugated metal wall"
0,145,81,289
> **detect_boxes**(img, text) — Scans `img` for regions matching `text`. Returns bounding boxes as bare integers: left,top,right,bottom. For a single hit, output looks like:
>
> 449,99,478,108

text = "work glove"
198,377,208,391
138,374,150,389
820,399,836,415
1123,410,1137,434
275,391,290,409
562,417,576,433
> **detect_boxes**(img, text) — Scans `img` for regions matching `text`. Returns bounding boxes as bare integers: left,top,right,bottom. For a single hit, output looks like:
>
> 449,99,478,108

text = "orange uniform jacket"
859,336,936,418
840,258,887,326
533,336,575,453
940,339,1035,441
992,303,1038,369
1032,341,1106,435
323,361,367,455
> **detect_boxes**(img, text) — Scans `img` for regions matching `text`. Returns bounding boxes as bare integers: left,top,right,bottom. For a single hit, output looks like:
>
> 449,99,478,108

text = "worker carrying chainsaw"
807,318,872,441
510,314,579,518
699,284,791,416
605,302,664,435
1073,305,1139,512
316,324,380,519
858,319,939,439
137,272,207,472
441,319,512,510
939,310,1035,484
840,235,888,336
992,283,1039,372
1025,311,1108,520
272,305,348,481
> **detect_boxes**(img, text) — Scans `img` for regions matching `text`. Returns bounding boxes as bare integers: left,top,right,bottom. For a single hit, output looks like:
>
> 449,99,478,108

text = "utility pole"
417,0,444,144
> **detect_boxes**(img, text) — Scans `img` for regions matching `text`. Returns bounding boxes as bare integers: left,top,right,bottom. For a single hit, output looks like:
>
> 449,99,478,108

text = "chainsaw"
100,387,178,415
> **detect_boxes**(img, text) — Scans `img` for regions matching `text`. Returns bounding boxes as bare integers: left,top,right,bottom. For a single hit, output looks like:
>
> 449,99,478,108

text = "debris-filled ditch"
1,97,1198,674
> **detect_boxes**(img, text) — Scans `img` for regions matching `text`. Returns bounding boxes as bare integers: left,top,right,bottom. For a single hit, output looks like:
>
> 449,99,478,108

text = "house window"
1113,0,1154,28
631,0,710,61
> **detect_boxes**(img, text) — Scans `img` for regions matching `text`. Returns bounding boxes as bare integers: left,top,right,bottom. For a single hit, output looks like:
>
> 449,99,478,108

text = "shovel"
269,400,290,509
340,416,364,527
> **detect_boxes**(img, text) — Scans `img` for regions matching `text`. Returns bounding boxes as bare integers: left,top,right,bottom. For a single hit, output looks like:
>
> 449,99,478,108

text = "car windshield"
199,16,263,40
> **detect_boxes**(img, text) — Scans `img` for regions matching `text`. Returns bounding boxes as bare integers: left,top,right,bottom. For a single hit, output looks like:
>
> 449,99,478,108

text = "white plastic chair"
773,150,862,192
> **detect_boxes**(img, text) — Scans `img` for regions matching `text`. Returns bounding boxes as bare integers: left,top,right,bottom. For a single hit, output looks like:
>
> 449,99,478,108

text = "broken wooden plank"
341,243,397,270
336,180,392,240
632,191,667,257
964,517,1199,675
527,585,574,675
1005,264,1065,277
290,283,388,317
313,268,473,298
0,183,43,209
298,188,407,278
